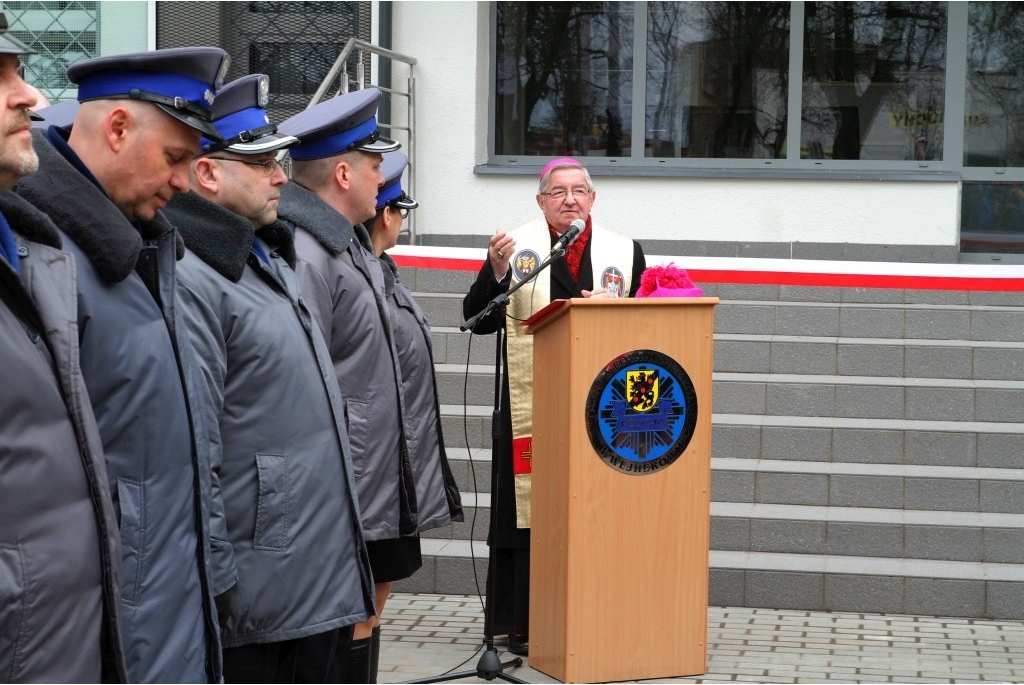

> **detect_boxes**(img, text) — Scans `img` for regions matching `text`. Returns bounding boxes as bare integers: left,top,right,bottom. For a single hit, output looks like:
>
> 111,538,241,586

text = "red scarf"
549,216,592,283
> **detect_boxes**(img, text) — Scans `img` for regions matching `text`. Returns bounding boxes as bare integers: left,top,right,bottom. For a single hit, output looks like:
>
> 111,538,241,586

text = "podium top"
523,296,719,336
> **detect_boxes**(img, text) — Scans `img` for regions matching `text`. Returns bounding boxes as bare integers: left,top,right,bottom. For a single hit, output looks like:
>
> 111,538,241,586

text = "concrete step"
429,328,1024,381
411,287,1024,340
711,457,1024,513
713,414,1024,468
422,487,1024,565
393,539,1024,620
433,363,1024,422
713,300,1024,342
440,403,1024,468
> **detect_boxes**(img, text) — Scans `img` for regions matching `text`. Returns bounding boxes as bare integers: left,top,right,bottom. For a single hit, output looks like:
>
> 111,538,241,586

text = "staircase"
393,262,1024,621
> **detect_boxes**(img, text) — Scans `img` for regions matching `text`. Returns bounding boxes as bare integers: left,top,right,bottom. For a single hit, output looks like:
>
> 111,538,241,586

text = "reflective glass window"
801,2,947,160
645,2,790,159
494,2,634,157
963,2,1024,167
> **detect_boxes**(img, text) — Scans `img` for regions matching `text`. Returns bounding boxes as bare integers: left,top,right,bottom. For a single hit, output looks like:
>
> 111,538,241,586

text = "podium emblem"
585,349,698,475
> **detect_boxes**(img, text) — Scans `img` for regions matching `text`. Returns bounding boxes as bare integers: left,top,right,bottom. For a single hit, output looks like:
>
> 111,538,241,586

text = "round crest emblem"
585,349,698,475
601,266,626,298
512,249,540,282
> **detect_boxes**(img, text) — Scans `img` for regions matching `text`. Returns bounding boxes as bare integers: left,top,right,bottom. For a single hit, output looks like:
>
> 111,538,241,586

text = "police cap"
0,14,35,56
68,46,230,141
279,88,399,161
376,151,417,211
201,74,297,155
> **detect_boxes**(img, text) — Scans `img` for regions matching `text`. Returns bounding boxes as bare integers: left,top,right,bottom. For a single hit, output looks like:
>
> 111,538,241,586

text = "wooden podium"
524,297,717,684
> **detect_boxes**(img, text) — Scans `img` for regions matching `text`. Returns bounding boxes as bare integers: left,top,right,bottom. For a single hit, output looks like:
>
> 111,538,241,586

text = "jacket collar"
0,190,62,248
165,191,255,282
165,191,297,282
276,180,354,256
13,130,179,283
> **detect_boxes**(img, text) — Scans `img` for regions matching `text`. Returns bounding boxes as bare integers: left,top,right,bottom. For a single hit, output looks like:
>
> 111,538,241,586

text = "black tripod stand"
407,242,571,684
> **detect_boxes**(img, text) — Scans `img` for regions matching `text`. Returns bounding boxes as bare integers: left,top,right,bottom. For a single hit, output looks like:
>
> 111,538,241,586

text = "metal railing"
308,38,419,243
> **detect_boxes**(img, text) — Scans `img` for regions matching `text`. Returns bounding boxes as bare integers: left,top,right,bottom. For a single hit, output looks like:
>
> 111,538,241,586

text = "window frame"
483,1,1024,183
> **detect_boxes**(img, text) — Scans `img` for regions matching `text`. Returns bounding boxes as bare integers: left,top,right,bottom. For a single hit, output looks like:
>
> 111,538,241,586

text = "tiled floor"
379,593,1024,683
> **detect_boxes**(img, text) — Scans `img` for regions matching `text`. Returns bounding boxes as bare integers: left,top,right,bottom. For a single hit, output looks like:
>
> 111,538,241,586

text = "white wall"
392,1,959,248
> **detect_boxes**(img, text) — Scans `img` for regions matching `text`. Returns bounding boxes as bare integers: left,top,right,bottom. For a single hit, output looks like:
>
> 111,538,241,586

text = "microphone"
552,219,585,253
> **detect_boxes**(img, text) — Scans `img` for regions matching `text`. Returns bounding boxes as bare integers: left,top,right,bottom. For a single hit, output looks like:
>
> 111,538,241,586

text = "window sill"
474,164,961,182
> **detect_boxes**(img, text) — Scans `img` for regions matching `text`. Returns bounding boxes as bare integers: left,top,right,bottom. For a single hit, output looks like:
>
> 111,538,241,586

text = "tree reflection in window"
802,2,947,161
964,2,1024,168
494,2,633,157
646,2,790,159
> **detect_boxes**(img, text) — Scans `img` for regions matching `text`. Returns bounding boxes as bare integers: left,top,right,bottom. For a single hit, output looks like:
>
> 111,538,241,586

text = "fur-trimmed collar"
276,181,354,256
0,190,62,248
165,191,297,282
164,191,254,282
13,130,180,283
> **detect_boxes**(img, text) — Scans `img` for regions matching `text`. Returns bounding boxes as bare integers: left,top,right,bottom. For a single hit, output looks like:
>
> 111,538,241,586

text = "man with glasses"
277,89,458,683
14,46,230,683
0,15,126,682
462,157,646,656
164,74,374,683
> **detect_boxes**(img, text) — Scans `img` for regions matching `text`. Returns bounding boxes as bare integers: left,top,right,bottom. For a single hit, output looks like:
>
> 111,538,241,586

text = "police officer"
14,47,229,683
0,14,126,682
278,91,462,682
165,73,375,683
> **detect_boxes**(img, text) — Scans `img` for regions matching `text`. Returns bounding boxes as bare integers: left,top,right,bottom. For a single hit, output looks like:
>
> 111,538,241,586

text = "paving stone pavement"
378,593,1024,684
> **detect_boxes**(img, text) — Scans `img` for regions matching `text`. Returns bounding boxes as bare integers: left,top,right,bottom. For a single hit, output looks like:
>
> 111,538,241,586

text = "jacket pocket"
117,478,144,606
344,398,369,478
254,453,291,551
0,543,26,680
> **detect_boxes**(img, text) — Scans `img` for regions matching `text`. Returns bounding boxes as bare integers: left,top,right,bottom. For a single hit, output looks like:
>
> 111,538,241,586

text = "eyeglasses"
540,186,592,201
207,157,282,176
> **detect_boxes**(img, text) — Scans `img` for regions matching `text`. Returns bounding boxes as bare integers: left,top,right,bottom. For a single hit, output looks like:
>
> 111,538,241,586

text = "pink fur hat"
636,263,703,298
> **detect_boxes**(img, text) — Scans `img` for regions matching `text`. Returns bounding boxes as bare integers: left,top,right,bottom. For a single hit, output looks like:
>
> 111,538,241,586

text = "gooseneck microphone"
552,218,585,253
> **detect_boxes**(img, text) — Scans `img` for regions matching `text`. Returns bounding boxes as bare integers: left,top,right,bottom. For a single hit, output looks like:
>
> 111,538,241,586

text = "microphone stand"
407,245,568,684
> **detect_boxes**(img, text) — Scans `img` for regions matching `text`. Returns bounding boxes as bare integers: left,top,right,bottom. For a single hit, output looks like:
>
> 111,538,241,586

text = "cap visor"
393,195,418,209
224,131,299,155
0,35,36,56
154,102,223,141
28,109,44,121
359,135,401,153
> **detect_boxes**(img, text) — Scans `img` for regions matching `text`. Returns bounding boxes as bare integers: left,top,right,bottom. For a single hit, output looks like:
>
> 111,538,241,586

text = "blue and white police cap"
201,74,297,155
376,151,418,211
0,13,35,56
67,46,230,141
279,88,400,161
30,99,80,130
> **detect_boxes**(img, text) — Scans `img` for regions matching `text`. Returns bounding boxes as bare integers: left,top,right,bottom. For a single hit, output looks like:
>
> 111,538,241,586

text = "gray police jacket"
14,130,223,683
381,253,464,531
165,191,374,647
278,181,419,542
0,191,127,683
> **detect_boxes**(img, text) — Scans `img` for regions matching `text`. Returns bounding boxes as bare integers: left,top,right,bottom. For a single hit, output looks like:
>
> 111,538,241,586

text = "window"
646,2,790,159
494,3,634,158
802,2,947,162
